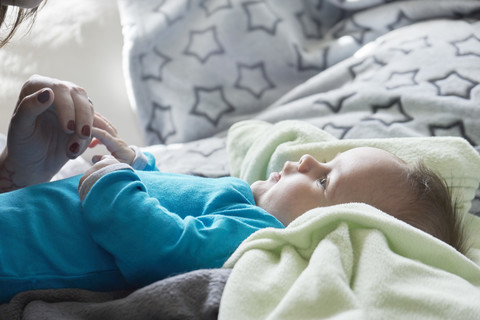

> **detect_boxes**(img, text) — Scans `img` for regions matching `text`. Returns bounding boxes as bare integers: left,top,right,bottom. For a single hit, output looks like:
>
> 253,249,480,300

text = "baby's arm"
78,114,150,199
78,116,282,286
80,170,280,287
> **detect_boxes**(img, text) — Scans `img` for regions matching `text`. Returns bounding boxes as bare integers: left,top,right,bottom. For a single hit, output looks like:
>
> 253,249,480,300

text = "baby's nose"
297,154,318,173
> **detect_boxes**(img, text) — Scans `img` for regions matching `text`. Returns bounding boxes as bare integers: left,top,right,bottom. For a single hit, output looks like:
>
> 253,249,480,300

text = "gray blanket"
0,269,231,320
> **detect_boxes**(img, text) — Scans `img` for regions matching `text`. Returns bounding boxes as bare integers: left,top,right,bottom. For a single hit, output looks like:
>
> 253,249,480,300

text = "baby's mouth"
270,171,281,182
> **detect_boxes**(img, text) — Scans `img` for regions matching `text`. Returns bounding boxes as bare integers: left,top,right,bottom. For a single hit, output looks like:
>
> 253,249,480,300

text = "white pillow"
118,0,356,144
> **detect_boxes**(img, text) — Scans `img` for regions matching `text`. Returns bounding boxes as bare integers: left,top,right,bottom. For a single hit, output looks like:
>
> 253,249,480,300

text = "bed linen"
119,0,480,146
227,120,480,217
117,0,480,211
1,0,480,317
220,204,480,319
219,119,480,319
0,269,230,320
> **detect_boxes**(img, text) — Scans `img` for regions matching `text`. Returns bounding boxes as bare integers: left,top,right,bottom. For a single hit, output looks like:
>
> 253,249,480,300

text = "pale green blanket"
219,120,480,320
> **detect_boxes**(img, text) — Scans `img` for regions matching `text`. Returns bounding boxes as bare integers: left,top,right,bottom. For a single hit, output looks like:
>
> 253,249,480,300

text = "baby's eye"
318,177,327,189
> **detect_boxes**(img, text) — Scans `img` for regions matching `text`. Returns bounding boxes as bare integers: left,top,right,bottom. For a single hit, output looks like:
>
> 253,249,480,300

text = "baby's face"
251,147,408,226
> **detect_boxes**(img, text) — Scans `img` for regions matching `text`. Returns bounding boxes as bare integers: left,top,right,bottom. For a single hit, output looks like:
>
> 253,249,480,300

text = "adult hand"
0,74,94,191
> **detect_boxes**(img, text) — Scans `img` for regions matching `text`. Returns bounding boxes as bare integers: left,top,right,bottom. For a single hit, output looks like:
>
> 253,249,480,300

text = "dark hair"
0,4,39,48
397,161,468,254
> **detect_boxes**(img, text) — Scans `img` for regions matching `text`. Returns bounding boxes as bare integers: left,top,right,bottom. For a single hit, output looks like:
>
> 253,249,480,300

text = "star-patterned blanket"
118,0,480,213
118,0,480,143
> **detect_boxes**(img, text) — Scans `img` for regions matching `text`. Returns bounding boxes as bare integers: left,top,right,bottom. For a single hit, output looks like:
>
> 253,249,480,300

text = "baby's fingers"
93,112,118,136
91,154,103,164
91,127,135,164
79,155,120,189
92,127,125,152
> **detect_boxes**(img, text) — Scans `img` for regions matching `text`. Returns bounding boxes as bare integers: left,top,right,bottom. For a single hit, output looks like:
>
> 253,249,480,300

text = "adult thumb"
11,88,54,130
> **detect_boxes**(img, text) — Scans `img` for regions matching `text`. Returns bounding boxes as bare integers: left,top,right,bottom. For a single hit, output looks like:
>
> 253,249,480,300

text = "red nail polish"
81,125,91,137
38,90,50,103
69,142,80,154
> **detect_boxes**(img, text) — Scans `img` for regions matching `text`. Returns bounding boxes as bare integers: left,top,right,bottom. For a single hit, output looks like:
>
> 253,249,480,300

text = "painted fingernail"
81,125,91,137
69,142,80,154
37,90,50,103
67,120,75,131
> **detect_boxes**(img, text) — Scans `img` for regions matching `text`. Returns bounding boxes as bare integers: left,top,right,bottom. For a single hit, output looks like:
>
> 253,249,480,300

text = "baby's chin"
250,180,265,199
251,174,278,190
250,180,273,205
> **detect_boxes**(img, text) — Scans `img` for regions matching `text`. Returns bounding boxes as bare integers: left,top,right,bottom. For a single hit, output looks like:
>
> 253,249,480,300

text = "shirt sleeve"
78,151,158,201
130,147,158,171
81,169,282,287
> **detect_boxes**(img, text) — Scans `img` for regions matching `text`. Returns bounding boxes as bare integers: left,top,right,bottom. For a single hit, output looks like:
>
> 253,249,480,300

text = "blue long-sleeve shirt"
0,153,283,302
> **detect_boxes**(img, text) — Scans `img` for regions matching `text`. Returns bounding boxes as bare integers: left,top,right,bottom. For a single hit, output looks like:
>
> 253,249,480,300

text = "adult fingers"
41,80,76,134
19,75,92,136
70,87,94,139
11,88,54,134
66,134,91,160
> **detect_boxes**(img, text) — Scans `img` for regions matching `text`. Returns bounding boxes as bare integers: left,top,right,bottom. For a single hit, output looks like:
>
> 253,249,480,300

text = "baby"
251,147,465,252
0,119,465,302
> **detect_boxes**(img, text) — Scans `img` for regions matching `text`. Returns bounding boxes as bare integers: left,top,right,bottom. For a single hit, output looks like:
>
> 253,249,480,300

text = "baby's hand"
78,154,129,199
90,113,135,165
81,155,120,181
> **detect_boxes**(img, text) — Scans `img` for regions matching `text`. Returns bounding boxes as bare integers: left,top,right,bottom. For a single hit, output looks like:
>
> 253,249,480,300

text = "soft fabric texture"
0,268,231,320
118,0,480,145
82,154,282,288
0,152,281,303
220,204,480,320
228,120,480,216
77,145,148,201
219,119,480,319
118,0,345,144
115,0,480,211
